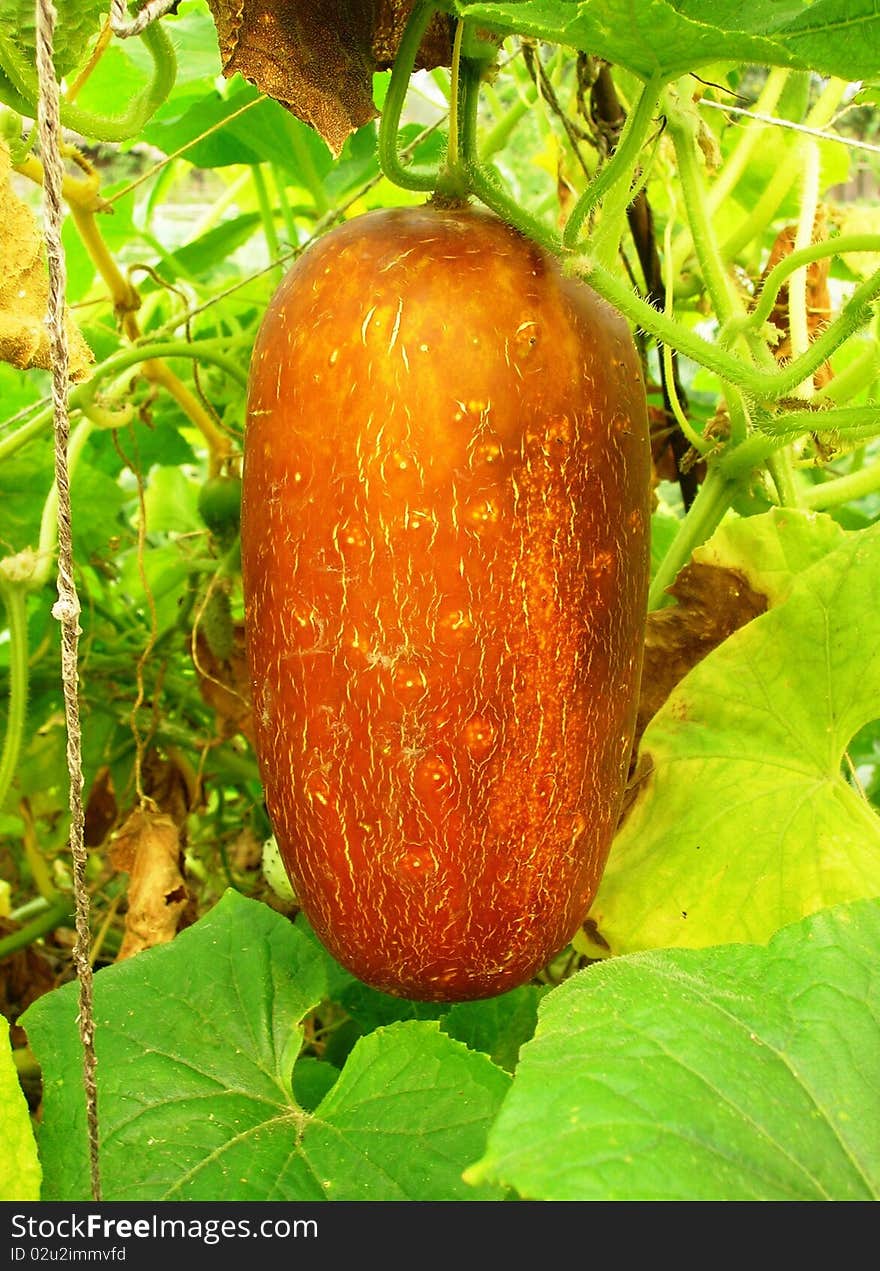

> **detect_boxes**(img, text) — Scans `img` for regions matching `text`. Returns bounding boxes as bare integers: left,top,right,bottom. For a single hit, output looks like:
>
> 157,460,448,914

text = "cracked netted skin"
242,203,651,1001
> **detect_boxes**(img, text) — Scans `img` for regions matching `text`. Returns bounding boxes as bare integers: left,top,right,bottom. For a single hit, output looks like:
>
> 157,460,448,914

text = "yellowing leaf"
0,139,92,380
0,1014,41,1201
587,514,880,957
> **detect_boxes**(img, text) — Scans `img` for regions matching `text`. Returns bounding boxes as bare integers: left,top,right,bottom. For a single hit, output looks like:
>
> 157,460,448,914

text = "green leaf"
0,447,126,560
22,891,509,1200
155,213,263,284
117,540,200,638
590,515,880,955
467,899,880,1200
306,1021,509,1199
142,85,332,178
143,464,202,536
0,0,105,79
777,0,880,81
291,1057,339,1113
442,986,545,1072
697,506,847,603
0,1013,41,1200
449,0,880,80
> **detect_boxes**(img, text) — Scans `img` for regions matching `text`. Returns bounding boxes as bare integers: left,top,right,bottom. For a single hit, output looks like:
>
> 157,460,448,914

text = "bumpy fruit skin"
242,204,651,1001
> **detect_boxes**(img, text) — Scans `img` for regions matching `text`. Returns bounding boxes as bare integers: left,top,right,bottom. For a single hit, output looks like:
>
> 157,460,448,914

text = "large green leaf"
448,0,880,80
0,0,106,79
588,516,880,955
142,85,332,178
21,890,508,1200
0,1013,41,1200
467,899,880,1200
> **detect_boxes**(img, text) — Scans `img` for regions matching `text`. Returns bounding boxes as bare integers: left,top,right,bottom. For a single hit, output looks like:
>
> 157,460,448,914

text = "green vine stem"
648,467,736,610
251,164,282,282
0,576,29,811
459,61,562,252
564,75,665,257
433,19,472,201
765,447,801,508
720,76,849,264
669,67,790,279
0,896,75,960
729,235,880,337
377,0,442,192
0,20,176,143
665,95,755,445
788,140,821,387
0,338,248,464
718,405,880,479
575,254,880,403
803,459,880,511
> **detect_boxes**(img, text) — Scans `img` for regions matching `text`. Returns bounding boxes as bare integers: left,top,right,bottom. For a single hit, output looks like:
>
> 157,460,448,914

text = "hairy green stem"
666,97,755,443
434,21,471,200
576,255,880,402
565,76,664,256
0,339,248,464
377,0,440,192
718,404,880,479
460,60,562,251
670,67,790,278
648,467,736,609
0,20,176,142
733,238,880,337
803,459,880,510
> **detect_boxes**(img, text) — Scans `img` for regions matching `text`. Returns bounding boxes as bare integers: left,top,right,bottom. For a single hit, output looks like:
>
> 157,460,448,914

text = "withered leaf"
109,807,190,961
140,748,197,827
0,139,93,380
83,765,119,848
756,209,834,389
206,0,452,155
194,621,255,744
634,560,768,760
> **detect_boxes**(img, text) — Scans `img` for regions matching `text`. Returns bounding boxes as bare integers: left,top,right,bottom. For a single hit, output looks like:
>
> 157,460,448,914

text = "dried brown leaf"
83,765,118,848
758,209,834,388
0,140,92,380
206,0,451,155
634,561,768,758
194,621,255,743
140,749,197,827
109,807,190,960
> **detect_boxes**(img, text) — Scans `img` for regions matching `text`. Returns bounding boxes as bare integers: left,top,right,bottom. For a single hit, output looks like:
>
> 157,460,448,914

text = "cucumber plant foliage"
0,0,879,1202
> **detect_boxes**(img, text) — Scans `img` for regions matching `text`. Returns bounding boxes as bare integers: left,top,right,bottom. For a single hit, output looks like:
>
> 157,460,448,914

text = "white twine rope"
109,0,177,40
35,0,101,1201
